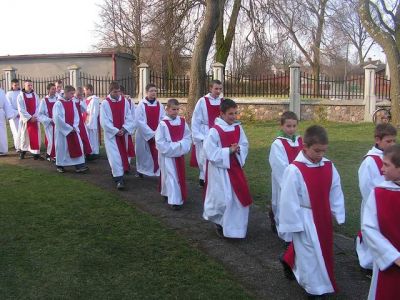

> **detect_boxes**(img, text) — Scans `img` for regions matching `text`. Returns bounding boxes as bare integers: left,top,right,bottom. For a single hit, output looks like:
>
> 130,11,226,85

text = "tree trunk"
186,0,221,120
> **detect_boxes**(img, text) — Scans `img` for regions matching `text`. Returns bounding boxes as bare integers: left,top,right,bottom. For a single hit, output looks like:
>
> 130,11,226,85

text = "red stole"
61,100,83,158
374,188,400,300
144,101,160,173
213,125,252,207
287,161,337,291
365,154,383,175
106,97,134,172
164,118,187,201
277,137,303,163
23,92,40,150
75,101,92,155
45,97,56,157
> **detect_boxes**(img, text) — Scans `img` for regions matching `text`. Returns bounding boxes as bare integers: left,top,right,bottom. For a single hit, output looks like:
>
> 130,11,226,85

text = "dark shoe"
116,181,125,190
171,204,182,211
269,209,277,234
199,179,205,187
19,151,26,159
33,154,40,160
163,196,168,202
135,172,144,178
56,166,65,173
284,242,291,250
279,254,295,280
75,166,88,173
307,294,326,299
215,224,224,238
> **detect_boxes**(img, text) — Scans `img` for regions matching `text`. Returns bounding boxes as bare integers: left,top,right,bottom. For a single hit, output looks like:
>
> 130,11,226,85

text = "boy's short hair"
145,83,156,92
280,111,299,125
47,83,55,91
220,98,237,113
303,125,328,146
56,80,63,85
167,98,180,107
75,86,83,94
11,78,19,84
108,81,120,93
24,79,32,83
374,123,397,139
384,144,400,168
209,79,222,88
64,85,76,93
84,84,94,92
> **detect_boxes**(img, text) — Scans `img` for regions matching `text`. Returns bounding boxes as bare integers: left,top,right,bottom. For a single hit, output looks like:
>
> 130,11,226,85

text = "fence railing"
375,75,391,100
0,74,5,90
15,73,70,98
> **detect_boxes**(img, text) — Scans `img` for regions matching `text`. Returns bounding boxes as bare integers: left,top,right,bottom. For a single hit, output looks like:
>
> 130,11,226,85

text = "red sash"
61,100,83,158
164,118,187,201
375,188,400,300
45,97,56,157
75,101,92,155
365,154,383,175
144,101,160,173
289,161,336,291
106,97,134,172
213,125,252,207
277,137,303,163
23,93,40,150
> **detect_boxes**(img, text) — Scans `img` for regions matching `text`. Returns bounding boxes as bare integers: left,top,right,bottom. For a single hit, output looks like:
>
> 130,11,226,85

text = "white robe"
156,116,192,205
135,98,165,176
38,96,57,156
356,146,384,269
268,135,302,241
85,95,100,154
100,95,135,178
6,90,21,150
362,181,400,300
17,91,41,154
191,93,223,180
278,151,345,295
53,99,85,166
203,117,250,238
0,89,17,153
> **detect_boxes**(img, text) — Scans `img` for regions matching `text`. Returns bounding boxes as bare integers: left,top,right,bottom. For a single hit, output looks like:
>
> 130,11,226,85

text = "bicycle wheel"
373,108,391,124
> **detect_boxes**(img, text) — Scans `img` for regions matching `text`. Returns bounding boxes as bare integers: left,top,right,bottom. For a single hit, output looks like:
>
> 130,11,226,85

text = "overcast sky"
0,0,101,56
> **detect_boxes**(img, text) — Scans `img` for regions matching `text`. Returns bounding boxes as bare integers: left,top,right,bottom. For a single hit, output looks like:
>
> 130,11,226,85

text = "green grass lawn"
0,164,252,299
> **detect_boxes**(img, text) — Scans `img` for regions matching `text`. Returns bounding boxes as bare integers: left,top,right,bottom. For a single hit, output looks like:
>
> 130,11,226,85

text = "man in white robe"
17,80,41,159
0,88,17,155
100,82,135,189
53,85,87,173
191,80,223,186
156,99,191,210
83,84,100,156
6,79,21,151
135,83,165,177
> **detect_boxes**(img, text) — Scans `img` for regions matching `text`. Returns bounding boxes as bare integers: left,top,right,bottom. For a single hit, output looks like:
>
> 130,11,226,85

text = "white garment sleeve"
100,101,119,137
122,100,135,134
155,121,192,157
6,92,18,119
329,164,345,224
53,102,73,136
17,94,32,122
204,128,230,169
38,99,52,127
269,141,289,188
86,97,100,129
358,157,381,202
2,92,17,119
236,125,249,167
191,98,206,143
362,191,400,271
135,102,156,141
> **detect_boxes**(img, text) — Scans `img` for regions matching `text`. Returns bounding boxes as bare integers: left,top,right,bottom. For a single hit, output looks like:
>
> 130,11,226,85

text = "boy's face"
147,87,157,99
110,88,121,100
65,90,75,100
55,83,62,93
281,119,298,136
303,143,328,163
376,135,396,151
24,81,33,92
75,90,83,99
210,84,223,97
11,82,20,90
166,104,180,119
382,155,400,181
84,88,92,97
48,86,56,96
220,107,237,125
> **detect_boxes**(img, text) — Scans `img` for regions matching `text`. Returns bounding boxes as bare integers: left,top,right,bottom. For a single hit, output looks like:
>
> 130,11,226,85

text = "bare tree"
358,0,400,126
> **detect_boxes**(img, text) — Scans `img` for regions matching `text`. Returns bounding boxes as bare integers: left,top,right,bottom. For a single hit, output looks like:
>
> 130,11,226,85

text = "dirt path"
1,154,370,299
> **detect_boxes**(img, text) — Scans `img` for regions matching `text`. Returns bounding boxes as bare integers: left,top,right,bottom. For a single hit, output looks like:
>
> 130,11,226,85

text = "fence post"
138,63,150,100
289,63,301,118
3,66,16,90
364,64,377,122
68,65,80,88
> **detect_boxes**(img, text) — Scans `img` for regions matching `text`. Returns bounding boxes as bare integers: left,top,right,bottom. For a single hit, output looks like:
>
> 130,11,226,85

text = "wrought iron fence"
375,75,391,100
149,71,190,98
0,74,5,90
300,72,365,100
224,71,289,97
15,73,70,98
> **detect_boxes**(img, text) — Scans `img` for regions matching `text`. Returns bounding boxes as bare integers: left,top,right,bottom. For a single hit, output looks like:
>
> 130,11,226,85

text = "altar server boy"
6,79,21,151
279,125,345,297
0,88,16,155
74,87,93,157
203,99,252,238
83,84,100,156
156,99,191,210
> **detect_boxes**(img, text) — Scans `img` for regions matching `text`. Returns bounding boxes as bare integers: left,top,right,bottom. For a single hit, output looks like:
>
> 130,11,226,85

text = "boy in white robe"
55,80,64,99
53,85,88,173
17,80,42,160
83,84,100,156
356,123,396,272
135,83,165,177
6,79,21,152
278,125,345,297
156,99,191,210
203,99,252,238
74,87,93,157
191,80,223,187
100,81,135,190
0,88,17,155
268,111,302,241
362,144,400,300
38,83,57,162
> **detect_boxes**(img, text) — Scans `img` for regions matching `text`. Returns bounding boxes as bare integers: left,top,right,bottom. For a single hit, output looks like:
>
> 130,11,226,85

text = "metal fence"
0,74,5,90
15,73,71,98
375,75,391,100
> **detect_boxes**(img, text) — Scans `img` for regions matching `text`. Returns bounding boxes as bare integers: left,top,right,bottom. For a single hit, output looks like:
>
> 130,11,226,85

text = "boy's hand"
395,258,400,267
30,116,37,123
230,143,240,154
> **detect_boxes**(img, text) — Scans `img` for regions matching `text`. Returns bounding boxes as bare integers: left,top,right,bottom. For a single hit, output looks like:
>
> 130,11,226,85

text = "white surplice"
85,95,100,154
135,98,165,176
278,151,345,295
203,117,250,238
156,115,192,205
191,93,223,180
100,95,135,178
6,90,21,150
38,96,57,156
362,181,400,300
0,89,17,153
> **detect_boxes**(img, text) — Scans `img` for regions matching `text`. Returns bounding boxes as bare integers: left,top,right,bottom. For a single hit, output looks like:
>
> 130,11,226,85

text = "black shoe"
75,166,88,173
199,179,205,187
171,204,182,211
56,166,65,173
163,196,168,202
135,172,144,178
307,294,326,299
269,209,277,234
19,151,26,160
284,242,291,250
279,254,295,280
116,181,125,190
215,224,224,238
